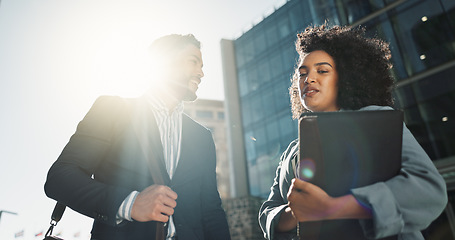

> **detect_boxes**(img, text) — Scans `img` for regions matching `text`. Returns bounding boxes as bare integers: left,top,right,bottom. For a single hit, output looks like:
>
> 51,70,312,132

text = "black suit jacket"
44,96,231,240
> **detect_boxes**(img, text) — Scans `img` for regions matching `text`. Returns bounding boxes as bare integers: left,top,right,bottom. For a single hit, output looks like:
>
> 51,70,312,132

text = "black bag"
44,236,63,240
43,202,66,240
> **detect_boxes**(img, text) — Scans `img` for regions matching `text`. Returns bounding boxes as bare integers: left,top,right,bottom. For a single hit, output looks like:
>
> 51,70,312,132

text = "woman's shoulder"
281,139,299,160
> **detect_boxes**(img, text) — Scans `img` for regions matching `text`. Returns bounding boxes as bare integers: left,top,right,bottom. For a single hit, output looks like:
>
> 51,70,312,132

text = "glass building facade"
224,0,455,237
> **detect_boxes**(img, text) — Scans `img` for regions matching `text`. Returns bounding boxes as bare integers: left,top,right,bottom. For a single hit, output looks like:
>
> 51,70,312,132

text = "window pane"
388,0,454,75
238,70,249,97
278,16,291,38
254,30,267,55
266,23,279,46
266,119,280,142
217,112,225,120
196,110,213,119
270,50,284,79
257,59,271,84
241,100,253,127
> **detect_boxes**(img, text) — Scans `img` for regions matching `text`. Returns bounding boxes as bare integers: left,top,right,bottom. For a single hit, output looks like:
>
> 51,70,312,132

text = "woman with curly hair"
258,24,447,240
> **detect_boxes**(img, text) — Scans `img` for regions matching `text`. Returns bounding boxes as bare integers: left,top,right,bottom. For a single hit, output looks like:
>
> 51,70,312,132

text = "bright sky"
0,0,286,239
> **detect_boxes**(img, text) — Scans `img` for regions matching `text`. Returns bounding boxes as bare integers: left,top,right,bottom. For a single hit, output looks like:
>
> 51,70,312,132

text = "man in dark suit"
44,34,231,240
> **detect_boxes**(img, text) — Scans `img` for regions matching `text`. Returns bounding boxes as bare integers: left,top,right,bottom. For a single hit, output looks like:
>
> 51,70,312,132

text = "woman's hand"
287,178,335,222
287,178,372,222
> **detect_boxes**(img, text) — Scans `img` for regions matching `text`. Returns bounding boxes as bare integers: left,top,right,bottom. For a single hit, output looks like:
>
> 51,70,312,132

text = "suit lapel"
131,98,171,185
170,115,191,186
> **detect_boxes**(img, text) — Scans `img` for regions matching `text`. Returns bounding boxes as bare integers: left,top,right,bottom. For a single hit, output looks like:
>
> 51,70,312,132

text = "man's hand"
131,185,178,223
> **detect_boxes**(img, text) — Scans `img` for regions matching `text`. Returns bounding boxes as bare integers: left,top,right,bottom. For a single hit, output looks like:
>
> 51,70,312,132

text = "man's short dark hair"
149,34,201,59
289,24,395,119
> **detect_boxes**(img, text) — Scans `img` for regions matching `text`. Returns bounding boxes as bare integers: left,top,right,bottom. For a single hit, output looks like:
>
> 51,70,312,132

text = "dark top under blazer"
44,96,231,240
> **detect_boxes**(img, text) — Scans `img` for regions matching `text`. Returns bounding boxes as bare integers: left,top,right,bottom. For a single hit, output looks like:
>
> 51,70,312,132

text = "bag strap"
45,202,66,237
131,99,168,186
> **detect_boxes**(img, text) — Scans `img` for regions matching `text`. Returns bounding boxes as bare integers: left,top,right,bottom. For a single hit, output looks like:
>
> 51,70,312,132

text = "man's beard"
183,88,197,102
170,78,197,102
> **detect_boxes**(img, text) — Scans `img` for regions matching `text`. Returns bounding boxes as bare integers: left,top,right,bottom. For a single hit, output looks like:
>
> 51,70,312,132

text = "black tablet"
298,109,403,196
297,109,403,240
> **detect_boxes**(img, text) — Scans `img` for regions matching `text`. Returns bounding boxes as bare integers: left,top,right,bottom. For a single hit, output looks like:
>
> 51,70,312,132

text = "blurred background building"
221,0,455,239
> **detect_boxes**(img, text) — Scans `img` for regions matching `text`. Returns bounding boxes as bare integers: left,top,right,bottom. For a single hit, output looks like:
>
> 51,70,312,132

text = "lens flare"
298,158,316,181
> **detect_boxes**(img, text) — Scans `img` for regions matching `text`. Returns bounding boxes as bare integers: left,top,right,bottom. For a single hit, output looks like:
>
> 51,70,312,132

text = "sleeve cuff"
267,204,289,240
116,191,139,225
351,182,404,238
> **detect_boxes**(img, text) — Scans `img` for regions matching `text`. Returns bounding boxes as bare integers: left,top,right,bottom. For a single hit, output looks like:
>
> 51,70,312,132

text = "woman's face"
298,50,339,112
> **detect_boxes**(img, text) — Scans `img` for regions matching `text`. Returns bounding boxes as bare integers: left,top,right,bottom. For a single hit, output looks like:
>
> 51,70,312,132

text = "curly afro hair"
290,24,395,119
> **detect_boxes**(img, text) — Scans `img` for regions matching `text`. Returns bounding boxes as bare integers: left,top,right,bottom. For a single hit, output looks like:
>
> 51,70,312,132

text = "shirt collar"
145,92,184,116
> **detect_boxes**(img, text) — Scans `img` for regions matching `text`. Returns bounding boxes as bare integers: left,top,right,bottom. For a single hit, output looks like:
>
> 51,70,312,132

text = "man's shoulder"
91,95,147,112
93,95,139,106
84,96,144,123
